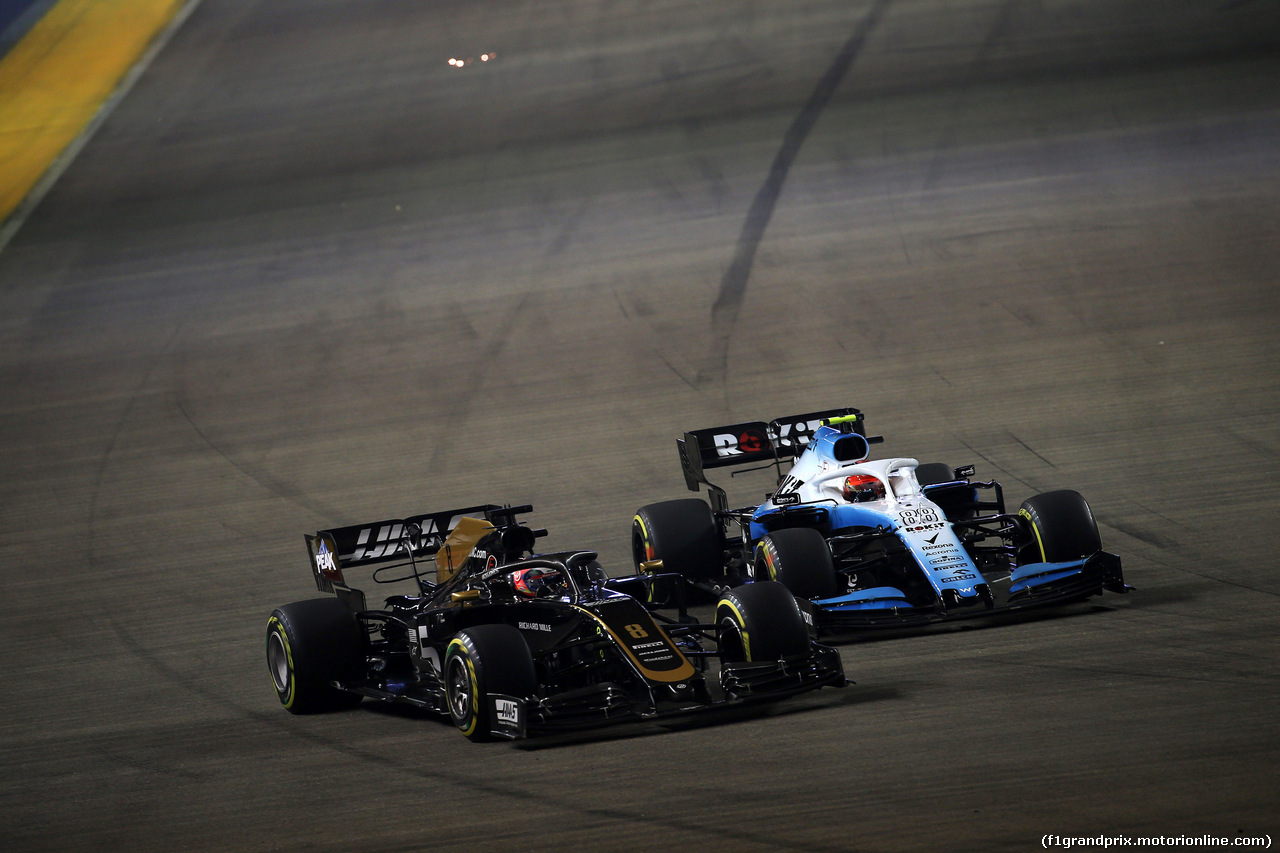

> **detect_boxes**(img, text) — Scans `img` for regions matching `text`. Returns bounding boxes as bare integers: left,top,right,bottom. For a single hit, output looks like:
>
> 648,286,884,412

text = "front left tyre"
444,625,537,742
716,581,811,663
266,598,364,714
1018,489,1103,563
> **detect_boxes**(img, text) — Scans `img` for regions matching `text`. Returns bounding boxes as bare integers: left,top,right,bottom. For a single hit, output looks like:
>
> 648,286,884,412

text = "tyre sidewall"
717,581,810,662
267,614,300,709
445,635,485,739
1018,489,1102,563
754,527,837,599
266,598,363,714
633,499,721,579
444,625,536,741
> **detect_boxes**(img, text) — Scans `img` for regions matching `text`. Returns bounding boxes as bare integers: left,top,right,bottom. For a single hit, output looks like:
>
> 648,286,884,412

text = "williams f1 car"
633,408,1130,633
266,504,845,741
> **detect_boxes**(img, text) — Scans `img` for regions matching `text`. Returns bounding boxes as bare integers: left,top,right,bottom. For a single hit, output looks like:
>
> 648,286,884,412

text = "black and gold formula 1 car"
266,504,845,741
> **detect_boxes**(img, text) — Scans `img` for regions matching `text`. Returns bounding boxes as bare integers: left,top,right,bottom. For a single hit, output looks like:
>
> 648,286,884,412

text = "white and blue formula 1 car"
632,408,1130,633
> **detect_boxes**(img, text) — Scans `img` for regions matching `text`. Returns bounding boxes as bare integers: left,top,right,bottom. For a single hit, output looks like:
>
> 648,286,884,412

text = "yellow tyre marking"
633,515,655,562
634,515,656,603
267,617,296,709
0,0,187,223
756,539,779,582
1019,508,1047,562
446,639,480,736
718,599,752,660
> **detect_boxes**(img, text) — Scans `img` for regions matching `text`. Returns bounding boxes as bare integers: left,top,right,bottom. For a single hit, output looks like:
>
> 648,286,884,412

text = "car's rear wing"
305,504,537,594
676,407,865,493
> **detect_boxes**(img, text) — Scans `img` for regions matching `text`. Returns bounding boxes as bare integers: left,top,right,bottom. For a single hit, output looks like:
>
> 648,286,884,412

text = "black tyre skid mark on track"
174,390,352,526
700,0,892,385
87,337,856,852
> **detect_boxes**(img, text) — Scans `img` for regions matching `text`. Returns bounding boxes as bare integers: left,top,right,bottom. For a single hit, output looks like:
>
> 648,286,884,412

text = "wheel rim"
719,616,747,662
267,630,290,693
446,656,472,721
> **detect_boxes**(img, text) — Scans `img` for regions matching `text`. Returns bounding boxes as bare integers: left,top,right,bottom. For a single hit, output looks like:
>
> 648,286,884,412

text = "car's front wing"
485,644,847,739
814,551,1130,634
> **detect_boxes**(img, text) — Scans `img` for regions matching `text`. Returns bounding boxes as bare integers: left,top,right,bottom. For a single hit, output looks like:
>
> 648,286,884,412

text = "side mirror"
639,559,664,573
499,525,537,556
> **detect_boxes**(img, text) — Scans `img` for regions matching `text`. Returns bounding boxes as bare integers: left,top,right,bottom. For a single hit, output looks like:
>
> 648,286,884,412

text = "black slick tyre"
716,581,810,662
632,499,721,580
754,527,838,599
1018,489,1102,562
266,598,364,714
444,625,536,742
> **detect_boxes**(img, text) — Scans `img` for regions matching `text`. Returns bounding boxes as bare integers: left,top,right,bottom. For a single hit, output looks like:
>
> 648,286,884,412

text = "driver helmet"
512,567,562,598
842,474,886,503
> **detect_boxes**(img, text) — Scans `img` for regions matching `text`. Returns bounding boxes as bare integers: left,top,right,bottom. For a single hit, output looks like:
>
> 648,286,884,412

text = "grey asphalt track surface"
2,1,1278,850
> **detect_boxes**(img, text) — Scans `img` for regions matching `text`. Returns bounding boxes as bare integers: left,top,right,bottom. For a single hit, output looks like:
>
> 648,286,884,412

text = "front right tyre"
632,498,721,580
753,527,838,599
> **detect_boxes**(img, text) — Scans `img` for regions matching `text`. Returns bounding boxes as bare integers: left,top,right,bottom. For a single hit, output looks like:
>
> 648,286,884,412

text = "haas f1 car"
266,505,844,741
633,408,1130,633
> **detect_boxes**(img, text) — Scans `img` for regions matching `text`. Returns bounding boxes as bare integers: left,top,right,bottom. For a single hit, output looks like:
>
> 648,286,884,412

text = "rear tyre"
444,625,536,742
266,599,364,714
716,581,811,662
632,499,721,580
1018,490,1102,562
754,527,838,599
